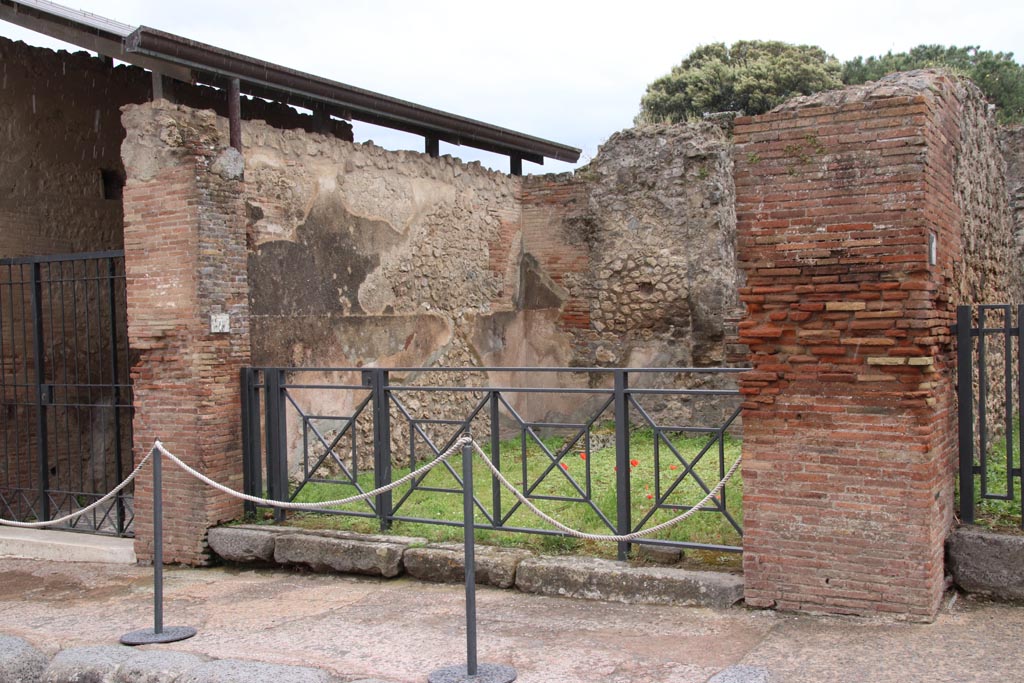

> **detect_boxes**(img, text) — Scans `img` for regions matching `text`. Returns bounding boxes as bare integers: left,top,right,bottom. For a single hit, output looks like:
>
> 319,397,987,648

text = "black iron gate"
241,366,744,556
956,304,1023,527
0,251,134,535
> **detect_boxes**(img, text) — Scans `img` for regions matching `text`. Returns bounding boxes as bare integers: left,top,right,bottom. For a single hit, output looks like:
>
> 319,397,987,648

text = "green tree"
636,40,843,124
842,45,1024,124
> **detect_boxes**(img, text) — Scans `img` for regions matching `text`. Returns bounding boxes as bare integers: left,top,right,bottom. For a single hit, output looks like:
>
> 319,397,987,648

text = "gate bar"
30,262,50,524
957,305,975,525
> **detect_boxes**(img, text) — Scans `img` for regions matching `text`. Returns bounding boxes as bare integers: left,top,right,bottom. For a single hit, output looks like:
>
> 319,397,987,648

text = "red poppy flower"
669,464,678,471
561,463,569,470
580,452,587,460
630,459,639,467
646,494,653,500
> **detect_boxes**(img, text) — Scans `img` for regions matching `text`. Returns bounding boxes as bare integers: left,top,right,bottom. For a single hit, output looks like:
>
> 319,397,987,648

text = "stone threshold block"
207,525,291,563
403,542,533,588
208,526,744,609
515,556,744,608
272,529,426,578
947,525,1024,601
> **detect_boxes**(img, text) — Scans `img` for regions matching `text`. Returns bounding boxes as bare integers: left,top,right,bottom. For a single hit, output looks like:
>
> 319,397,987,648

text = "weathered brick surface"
734,71,1016,620
121,103,250,564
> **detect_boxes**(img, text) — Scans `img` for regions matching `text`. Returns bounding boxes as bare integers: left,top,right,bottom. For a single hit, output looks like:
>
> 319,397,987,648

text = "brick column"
122,102,250,564
734,74,964,619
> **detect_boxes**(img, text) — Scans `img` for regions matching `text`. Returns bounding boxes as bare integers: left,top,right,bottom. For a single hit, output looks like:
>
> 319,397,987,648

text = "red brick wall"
519,178,591,333
122,103,250,564
734,76,964,620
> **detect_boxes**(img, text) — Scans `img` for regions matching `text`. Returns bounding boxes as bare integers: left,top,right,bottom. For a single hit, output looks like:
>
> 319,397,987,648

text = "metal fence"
241,366,744,557
957,305,1023,527
0,251,133,536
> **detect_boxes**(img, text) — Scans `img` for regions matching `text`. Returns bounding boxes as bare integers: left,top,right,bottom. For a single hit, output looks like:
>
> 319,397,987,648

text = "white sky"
2,0,1023,174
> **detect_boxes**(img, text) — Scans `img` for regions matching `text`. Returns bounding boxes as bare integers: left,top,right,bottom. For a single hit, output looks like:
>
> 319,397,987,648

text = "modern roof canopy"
0,0,581,172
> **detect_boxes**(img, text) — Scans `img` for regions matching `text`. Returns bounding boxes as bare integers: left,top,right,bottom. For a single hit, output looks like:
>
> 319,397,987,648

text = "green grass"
967,420,1024,532
276,428,743,559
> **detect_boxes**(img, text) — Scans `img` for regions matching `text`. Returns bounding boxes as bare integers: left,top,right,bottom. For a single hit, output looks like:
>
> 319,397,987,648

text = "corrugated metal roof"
8,0,133,37
0,0,581,168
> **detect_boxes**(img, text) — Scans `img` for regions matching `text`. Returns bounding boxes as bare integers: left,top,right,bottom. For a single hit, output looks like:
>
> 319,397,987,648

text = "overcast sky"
3,0,1023,174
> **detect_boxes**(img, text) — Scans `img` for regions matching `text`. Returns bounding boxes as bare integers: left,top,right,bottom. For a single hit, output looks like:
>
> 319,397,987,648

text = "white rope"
153,437,471,510
0,449,152,528
468,440,741,542
1,437,741,543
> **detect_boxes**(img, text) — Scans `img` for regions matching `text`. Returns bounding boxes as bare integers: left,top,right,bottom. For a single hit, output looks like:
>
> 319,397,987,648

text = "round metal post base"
427,663,517,683
120,626,197,645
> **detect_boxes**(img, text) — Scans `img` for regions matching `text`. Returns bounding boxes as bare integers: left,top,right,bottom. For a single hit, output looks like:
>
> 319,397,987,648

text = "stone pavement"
0,557,1021,683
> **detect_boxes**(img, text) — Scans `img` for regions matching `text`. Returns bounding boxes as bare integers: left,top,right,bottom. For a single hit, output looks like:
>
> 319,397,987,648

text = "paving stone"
0,634,48,683
707,665,772,682
175,659,340,683
515,555,743,608
114,650,209,683
947,525,1024,600
42,645,135,683
273,530,424,578
403,543,532,588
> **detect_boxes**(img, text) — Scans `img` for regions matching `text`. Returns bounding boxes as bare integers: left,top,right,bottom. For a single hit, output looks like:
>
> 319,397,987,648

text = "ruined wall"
534,123,740,368
122,102,250,563
243,118,746,470
518,123,744,427
1000,125,1024,259
735,71,1018,620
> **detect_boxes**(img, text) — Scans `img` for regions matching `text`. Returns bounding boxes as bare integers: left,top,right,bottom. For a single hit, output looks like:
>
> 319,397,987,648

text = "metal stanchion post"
428,438,516,683
121,446,198,645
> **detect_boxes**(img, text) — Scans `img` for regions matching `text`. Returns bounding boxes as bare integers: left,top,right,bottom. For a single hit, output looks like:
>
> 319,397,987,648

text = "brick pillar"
121,102,249,564
734,74,964,619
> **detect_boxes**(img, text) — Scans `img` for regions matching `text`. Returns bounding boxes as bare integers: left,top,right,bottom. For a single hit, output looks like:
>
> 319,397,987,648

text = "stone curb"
0,636,380,683
403,542,533,588
210,526,745,608
947,525,1024,601
515,555,744,608
273,530,425,578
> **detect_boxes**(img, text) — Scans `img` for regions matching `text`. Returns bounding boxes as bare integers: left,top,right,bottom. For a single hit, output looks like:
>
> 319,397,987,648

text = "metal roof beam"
125,26,579,165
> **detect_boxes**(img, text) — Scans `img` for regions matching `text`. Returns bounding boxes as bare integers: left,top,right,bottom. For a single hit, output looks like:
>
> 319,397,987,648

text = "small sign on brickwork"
210,313,230,334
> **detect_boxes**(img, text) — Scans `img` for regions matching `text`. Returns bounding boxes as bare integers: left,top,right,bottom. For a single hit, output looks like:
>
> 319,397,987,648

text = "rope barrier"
0,438,741,543
468,440,740,542
152,437,470,510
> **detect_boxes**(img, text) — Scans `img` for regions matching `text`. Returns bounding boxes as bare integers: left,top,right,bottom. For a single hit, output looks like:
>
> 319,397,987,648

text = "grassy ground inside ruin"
966,420,1024,533
272,428,743,564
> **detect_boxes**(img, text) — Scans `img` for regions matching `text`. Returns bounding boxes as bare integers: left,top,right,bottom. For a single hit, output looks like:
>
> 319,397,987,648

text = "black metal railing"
957,305,1023,527
241,366,744,556
0,251,134,536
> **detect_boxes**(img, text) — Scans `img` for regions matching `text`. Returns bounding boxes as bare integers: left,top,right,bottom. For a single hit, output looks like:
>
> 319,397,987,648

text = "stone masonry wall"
243,118,747,471
1000,125,1024,259
121,102,250,564
734,71,1017,620
519,124,744,428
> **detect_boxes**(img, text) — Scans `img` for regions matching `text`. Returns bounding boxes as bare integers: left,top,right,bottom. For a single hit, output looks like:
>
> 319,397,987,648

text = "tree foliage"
842,45,1024,124
636,40,843,124
638,41,1024,126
